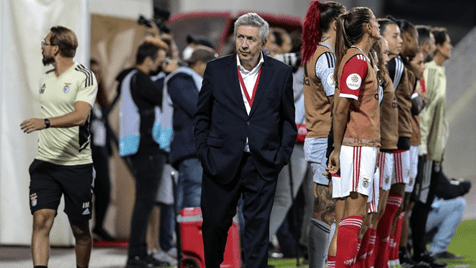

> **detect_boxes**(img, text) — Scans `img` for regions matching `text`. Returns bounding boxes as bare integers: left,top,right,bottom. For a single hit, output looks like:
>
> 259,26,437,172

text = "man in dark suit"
194,13,297,268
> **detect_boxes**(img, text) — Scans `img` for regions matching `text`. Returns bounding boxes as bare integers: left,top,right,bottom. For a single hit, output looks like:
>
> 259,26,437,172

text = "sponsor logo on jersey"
82,208,90,215
346,73,362,90
30,193,37,207
63,83,71,93
82,202,91,215
40,84,46,94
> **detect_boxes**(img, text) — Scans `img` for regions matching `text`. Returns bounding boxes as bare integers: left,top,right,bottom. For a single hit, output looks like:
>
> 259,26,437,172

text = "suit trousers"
201,153,277,268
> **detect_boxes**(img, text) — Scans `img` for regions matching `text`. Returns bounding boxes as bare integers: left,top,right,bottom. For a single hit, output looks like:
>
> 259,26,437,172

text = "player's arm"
419,68,436,155
21,71,98,134
20,102,92,133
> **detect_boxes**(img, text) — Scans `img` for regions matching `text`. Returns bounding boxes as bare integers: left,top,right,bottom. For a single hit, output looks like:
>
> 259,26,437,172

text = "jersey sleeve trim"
388,57,404,89
339,93,359,100
75,64,94,87
315,52,336,96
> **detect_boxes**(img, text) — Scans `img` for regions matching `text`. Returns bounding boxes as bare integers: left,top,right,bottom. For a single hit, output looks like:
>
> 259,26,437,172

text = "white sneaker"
150,248,177,266
166,247,178,258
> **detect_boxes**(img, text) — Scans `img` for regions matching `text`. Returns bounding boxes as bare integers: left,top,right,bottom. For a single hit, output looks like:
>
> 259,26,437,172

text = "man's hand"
20,118,46,134
327,149,340,174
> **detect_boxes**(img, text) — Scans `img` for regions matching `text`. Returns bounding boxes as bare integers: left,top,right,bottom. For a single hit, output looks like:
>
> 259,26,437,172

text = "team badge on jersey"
362,177,370,188
346,73,362,90
40,84,46,94
63,83,71,93
30,193,37,207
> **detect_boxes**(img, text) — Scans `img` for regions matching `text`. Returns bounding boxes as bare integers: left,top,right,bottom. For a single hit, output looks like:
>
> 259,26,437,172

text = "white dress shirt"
236,52,265,152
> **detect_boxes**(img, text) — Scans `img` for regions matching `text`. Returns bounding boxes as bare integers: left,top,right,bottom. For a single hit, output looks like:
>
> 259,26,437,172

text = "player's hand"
327,150,340,174
20,118,46,134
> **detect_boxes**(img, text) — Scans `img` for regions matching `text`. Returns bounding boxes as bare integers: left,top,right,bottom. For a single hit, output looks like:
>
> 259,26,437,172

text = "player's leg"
69,219,92,267
336,146,376,267
32,209,56,266
61,163,95,268
306,137,336,268
327,197,344,268
29,159,63,267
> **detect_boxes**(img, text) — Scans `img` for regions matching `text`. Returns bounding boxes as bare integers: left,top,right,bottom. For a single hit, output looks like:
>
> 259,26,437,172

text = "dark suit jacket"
194,53,297,184
168,72,200,169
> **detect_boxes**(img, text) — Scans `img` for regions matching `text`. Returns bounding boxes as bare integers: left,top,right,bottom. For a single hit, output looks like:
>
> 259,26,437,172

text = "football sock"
355,226,372,268
328,255,336,268
374,194,402,268
308,218,330,268
366,227,377,268
336,215,364,267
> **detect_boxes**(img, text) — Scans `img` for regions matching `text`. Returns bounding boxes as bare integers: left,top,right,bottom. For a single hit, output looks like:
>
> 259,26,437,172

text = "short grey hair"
234,13,269,42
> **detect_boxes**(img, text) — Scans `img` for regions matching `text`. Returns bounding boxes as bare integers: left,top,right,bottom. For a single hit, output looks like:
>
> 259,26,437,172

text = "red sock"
388,235,395,263
336,216,363,268
328,255,336,268
374,194,402,268
355,228,371,268
366,228,377,268
393,212,404,262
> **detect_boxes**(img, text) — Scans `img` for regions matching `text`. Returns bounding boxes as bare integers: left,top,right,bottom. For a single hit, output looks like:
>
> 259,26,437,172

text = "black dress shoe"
413,251,447,268
92,228,116,241
399,248,417,268
432,251,464,260
125,254,170,268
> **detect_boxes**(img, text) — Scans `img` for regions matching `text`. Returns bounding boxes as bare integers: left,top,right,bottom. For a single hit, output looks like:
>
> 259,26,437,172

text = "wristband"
44,118,50,128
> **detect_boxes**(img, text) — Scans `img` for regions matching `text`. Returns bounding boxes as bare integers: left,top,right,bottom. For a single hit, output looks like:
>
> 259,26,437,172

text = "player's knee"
74,231,92,243
70,221,92,242
33,210,54,232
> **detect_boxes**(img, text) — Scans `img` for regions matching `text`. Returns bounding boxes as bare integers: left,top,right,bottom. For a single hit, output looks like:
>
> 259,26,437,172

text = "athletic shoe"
166,247,177,258
432,251,464,260
92,228,116,241
125,254,170,268
413,251,447,268
150,248,177,266
268,243,284,259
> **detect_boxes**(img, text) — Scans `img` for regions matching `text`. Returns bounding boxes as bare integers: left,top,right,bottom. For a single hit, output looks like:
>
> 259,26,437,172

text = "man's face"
42,32,55,66
235,25,266,66
409,52,425,80
383,24,403,57
265,33,278,56
281,33,292,54
152,49,167,72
